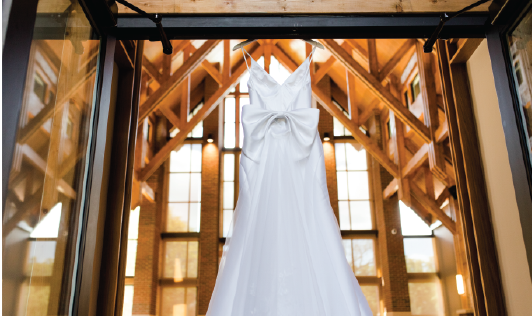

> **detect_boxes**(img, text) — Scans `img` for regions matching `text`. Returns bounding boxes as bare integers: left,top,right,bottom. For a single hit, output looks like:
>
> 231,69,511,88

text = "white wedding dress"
206,46,373,316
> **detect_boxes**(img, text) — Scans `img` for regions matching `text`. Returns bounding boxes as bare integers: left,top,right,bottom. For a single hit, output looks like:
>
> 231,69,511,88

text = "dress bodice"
243,47,315,112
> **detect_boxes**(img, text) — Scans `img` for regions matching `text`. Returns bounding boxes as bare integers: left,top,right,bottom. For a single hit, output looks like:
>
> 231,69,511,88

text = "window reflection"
3,1,99,314
508,6,532,167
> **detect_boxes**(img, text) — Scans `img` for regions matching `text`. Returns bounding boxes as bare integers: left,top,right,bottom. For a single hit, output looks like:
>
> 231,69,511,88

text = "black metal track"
33,13,490,40
112,14,489,40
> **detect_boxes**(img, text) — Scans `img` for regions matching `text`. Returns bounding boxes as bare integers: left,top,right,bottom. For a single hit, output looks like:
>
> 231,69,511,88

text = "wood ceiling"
136,37,473,234
37,0,491,14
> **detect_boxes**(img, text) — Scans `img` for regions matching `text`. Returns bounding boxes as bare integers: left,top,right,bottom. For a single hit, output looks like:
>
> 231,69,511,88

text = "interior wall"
466,40,532,315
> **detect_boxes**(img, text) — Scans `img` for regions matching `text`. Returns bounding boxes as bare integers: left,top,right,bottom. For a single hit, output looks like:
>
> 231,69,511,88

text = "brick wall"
317,102,339,221
198,76,220,315
368,113,411,313
132,167,164,316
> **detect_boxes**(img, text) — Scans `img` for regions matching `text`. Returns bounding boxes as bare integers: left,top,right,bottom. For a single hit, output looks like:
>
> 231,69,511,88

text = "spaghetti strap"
241,47,251,71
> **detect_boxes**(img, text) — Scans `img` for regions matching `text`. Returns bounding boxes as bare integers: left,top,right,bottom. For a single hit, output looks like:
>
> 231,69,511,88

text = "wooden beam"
181,45,191,127
410,197,434,226
346,70,358,123
383,178,398,199
201,60,222,85
264,42,272,74
416,41,447,180
402,143,429,178
314,57,336,82
142,56,162,82
391,112,412,206
222,40,231,83
138,45,264,181
379,39,416,82
172,40,191,58
272,45,399,178
436,188,450,207
411,181,456,234
367,39,379,75
344,39,368,64
138,39,221,123
320,39,431,143
159,106,181,129
449,38,484,64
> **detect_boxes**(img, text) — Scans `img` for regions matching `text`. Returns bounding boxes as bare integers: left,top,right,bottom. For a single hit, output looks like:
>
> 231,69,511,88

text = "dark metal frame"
4,2,532,315
486,0,532,280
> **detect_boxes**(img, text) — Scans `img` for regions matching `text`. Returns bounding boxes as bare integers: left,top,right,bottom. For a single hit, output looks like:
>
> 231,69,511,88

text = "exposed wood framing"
367,39,379,75
411,181,456,234
314,57,336,83
138,45,264,181
379,39,416,82
138,39,221,123
320,39,431,143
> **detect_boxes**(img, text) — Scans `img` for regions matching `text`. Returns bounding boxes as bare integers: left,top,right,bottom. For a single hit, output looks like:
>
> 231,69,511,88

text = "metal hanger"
232,39,324,51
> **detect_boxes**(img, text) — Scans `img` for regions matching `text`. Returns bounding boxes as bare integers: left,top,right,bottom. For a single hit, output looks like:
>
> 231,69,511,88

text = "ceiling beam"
410,181,456,234
138,39,221,123
379,39,416,82
138,45,264,182
319,39,431,143
314,56,336,83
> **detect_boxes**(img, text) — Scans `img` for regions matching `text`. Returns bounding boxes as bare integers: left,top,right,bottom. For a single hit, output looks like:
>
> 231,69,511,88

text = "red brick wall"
132,167,164,316
317,102,339,221
368,114,411,313
198,76,221,315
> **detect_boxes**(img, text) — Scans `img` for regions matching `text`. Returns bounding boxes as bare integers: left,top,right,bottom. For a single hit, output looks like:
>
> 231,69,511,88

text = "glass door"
2,0,100,315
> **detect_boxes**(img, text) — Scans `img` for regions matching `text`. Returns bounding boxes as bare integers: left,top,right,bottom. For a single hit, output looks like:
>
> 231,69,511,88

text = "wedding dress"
205,46,373,316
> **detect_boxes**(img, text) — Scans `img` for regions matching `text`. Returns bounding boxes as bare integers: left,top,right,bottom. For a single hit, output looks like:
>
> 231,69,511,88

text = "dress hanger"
232,39,324,51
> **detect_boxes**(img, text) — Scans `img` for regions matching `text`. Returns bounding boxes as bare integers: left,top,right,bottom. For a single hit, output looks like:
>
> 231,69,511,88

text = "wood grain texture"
110,0,491,14
321,39,431,143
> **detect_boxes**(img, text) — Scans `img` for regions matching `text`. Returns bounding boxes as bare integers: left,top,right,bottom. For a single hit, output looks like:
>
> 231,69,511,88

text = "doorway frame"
3,2,531,315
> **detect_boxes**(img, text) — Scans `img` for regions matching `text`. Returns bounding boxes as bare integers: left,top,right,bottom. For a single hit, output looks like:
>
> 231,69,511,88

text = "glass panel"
188,203,201,233
3,1,99,314
164,241,188,280
169,174,190,202
190,144,202,172
224,154,235,181
352,239,376,276
170,144,192,172
223,182,235,210
350,201,372,230
333,117,345,137
360,286,380,316
347,171,370,200
167,203,189,232
186,287,197,316
345,145,367,171
338,201,351,230
408,282,444,316
223,209,233,237
508,7,532,168
128,206,141,240
342,239,354,271
335,143,347,170
161,287,185,316
125,240,138,277
336,171,348,200
189,173,202,202
404,238,437,273
399,201,432,236
187,241,199,278
224,122,236,149
122,285,134,316
225,97,236,123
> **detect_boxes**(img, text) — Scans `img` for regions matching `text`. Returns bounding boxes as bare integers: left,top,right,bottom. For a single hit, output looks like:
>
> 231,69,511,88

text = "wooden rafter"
411,181,456,234
319,39,431,143
379,39,416,82
272,45,399,178
142,56,162,82
314,57,336,83
138,39,221,123
138,45,264,181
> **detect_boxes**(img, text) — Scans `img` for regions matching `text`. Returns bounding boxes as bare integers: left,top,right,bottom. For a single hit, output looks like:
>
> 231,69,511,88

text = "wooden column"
198,75,220,315
416,42,446,181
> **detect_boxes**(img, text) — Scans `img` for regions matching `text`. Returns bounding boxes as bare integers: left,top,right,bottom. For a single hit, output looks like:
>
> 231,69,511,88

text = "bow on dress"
241,104,320,162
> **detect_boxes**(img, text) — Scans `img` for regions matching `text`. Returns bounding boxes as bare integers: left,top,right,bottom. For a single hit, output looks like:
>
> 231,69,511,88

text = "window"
403,238,436,273
222,153,236,237
408,281,444,316
333,116,353,137
342,238,376,276
335,143,372,230
167,144,202,233
404,90,410,108
361,285,380,316
160,287,197,316
410,74,421,103
122,206,140,316
187,102,204,138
